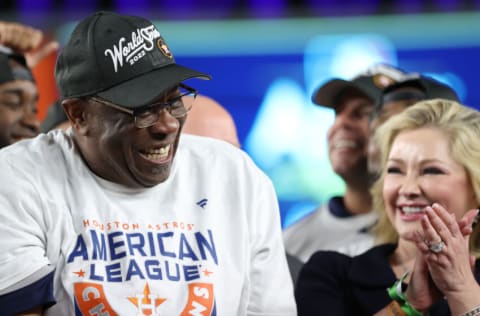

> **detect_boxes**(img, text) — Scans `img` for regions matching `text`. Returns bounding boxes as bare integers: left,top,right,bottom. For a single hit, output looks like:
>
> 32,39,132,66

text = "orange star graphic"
73,269,85,277
203,269,213,277
128,282,166,315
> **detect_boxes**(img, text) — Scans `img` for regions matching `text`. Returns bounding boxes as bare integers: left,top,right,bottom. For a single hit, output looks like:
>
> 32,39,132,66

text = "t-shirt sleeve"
295,251,351,316
0,157,53,303
0,270,55,314
247,174,297,316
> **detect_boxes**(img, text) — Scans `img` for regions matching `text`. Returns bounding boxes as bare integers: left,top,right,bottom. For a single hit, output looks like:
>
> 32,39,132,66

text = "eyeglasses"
91,83,198,128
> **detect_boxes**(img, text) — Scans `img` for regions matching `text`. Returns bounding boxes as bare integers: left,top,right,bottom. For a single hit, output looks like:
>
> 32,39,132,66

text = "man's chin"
134,167,172,188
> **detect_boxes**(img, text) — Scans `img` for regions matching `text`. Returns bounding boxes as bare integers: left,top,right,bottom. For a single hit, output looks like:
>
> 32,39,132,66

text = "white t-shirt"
0,131,296,316
283,200,377,263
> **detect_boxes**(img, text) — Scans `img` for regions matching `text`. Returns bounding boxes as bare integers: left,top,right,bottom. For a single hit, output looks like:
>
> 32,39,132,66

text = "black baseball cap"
312,76,383,108
0,45,35,85
312,64,409,109
55,11,211,108
376,76,459,113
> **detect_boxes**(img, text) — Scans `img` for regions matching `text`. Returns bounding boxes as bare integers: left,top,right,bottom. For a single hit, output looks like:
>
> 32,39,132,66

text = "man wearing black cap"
283,65,406,269
368,76,460,181
0,45,40,148
0,12,295,315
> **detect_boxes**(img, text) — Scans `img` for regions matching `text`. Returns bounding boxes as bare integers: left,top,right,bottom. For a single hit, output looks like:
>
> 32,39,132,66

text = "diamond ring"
428,240,446,253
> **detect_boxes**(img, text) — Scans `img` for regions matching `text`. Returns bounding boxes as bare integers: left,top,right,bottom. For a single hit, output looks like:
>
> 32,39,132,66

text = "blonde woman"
296,99,480,316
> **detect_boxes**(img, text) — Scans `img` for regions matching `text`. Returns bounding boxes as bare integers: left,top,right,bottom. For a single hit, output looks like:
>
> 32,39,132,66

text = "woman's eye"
386,167,401,174
423,167,444,175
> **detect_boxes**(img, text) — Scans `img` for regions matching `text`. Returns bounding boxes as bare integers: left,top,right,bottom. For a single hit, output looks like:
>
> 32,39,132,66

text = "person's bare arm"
0,21,42,51
0,21,58,68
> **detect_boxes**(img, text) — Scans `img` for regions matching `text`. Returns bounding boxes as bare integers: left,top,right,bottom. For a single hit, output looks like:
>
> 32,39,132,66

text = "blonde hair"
370,98,480,257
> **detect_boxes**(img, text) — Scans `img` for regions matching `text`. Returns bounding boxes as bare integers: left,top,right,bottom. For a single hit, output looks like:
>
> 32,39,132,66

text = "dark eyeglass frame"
91,83,198,128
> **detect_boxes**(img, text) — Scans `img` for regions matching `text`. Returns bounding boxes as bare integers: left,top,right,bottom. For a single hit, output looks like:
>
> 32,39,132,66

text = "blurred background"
2,0,479,226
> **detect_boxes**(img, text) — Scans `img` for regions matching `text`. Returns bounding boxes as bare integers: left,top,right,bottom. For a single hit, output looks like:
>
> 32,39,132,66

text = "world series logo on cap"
104,24,162,72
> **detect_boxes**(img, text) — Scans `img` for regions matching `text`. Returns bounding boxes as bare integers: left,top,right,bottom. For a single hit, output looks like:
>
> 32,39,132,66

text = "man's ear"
62,98,89,135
